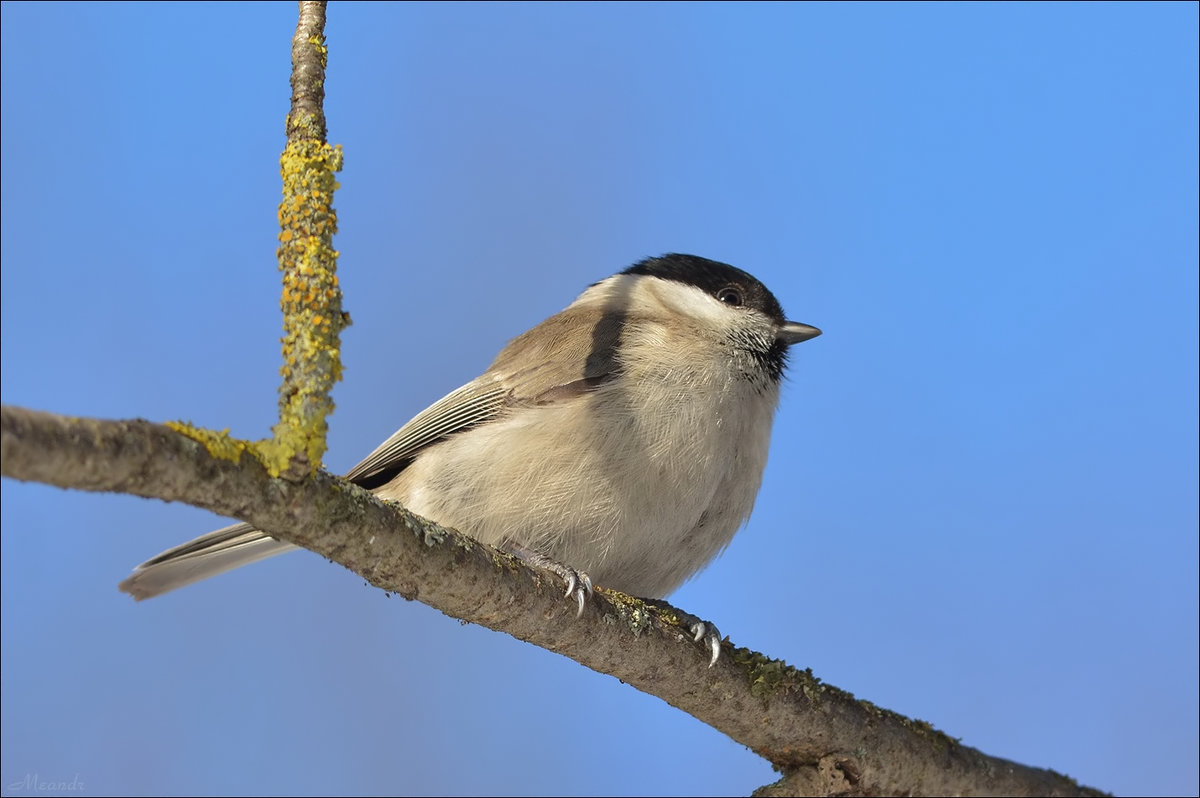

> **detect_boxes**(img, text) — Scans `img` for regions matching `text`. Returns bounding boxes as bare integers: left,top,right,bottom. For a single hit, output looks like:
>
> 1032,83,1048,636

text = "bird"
120,254,820,658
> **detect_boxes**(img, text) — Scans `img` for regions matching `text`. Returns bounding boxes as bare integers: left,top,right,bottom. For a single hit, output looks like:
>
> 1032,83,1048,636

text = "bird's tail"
118,523,297,601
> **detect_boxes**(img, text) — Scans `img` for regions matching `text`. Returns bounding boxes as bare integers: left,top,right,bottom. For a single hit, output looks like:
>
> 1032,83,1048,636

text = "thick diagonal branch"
0,405,1105,797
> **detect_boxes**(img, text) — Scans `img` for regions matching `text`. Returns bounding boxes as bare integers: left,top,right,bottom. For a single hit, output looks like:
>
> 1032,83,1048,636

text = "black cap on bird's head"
624,253,822,346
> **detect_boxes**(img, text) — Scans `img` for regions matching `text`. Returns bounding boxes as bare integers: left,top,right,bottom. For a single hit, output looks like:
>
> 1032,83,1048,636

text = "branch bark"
271,0,346,477
1,404,1106,797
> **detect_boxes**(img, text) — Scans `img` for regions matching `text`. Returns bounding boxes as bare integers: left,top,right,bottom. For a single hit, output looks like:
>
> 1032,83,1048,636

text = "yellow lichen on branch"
164,421,251,464
266,2,347,480
270,137,346,478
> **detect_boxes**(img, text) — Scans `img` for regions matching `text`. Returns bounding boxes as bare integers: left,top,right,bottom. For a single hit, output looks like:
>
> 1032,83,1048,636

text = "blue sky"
2,2,1196,796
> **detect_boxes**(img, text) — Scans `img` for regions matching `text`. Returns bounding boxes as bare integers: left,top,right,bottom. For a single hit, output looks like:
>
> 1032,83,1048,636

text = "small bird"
120,254,820,656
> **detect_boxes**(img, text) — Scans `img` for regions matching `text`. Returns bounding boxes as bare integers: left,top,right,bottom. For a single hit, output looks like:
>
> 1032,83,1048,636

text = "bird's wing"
343,378,512,488
343,304,625,489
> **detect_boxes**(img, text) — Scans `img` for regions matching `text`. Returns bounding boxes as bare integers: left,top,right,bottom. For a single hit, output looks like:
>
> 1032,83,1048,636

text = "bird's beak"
778,321,822,345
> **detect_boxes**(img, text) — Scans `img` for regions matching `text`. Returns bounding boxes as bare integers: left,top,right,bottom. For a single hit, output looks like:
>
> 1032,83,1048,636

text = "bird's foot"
641,599,725,666
687,618,723,667
508,546,593,618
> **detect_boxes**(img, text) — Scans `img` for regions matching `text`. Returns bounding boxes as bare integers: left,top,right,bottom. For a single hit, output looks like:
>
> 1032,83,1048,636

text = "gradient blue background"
2,3,1197,796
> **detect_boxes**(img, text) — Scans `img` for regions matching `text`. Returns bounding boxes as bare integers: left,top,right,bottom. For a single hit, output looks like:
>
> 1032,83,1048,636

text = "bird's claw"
689,619,723,667
561,569,594,617
638,599,726,666
510,546,593,618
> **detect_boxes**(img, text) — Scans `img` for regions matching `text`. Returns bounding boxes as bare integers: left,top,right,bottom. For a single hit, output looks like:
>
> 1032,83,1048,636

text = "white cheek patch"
670,284,735,322
643,280,773,341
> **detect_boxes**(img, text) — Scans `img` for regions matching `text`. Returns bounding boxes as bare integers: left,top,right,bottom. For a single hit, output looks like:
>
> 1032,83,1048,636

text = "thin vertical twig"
270,0,347,478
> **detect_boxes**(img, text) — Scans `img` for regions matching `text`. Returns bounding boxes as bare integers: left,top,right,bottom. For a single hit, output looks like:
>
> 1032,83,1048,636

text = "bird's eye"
716,287,744,306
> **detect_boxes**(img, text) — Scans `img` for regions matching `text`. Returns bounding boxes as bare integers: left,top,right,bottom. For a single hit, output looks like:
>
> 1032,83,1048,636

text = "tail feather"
119,523,297,601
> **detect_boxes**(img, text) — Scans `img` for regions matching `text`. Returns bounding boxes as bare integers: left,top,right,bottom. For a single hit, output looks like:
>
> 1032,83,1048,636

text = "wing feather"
344,380,511,488
344,302,627,490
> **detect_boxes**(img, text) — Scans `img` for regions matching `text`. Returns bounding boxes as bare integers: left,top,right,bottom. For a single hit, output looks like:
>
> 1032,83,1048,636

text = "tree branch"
271,0,346,478
0,404,1106,797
